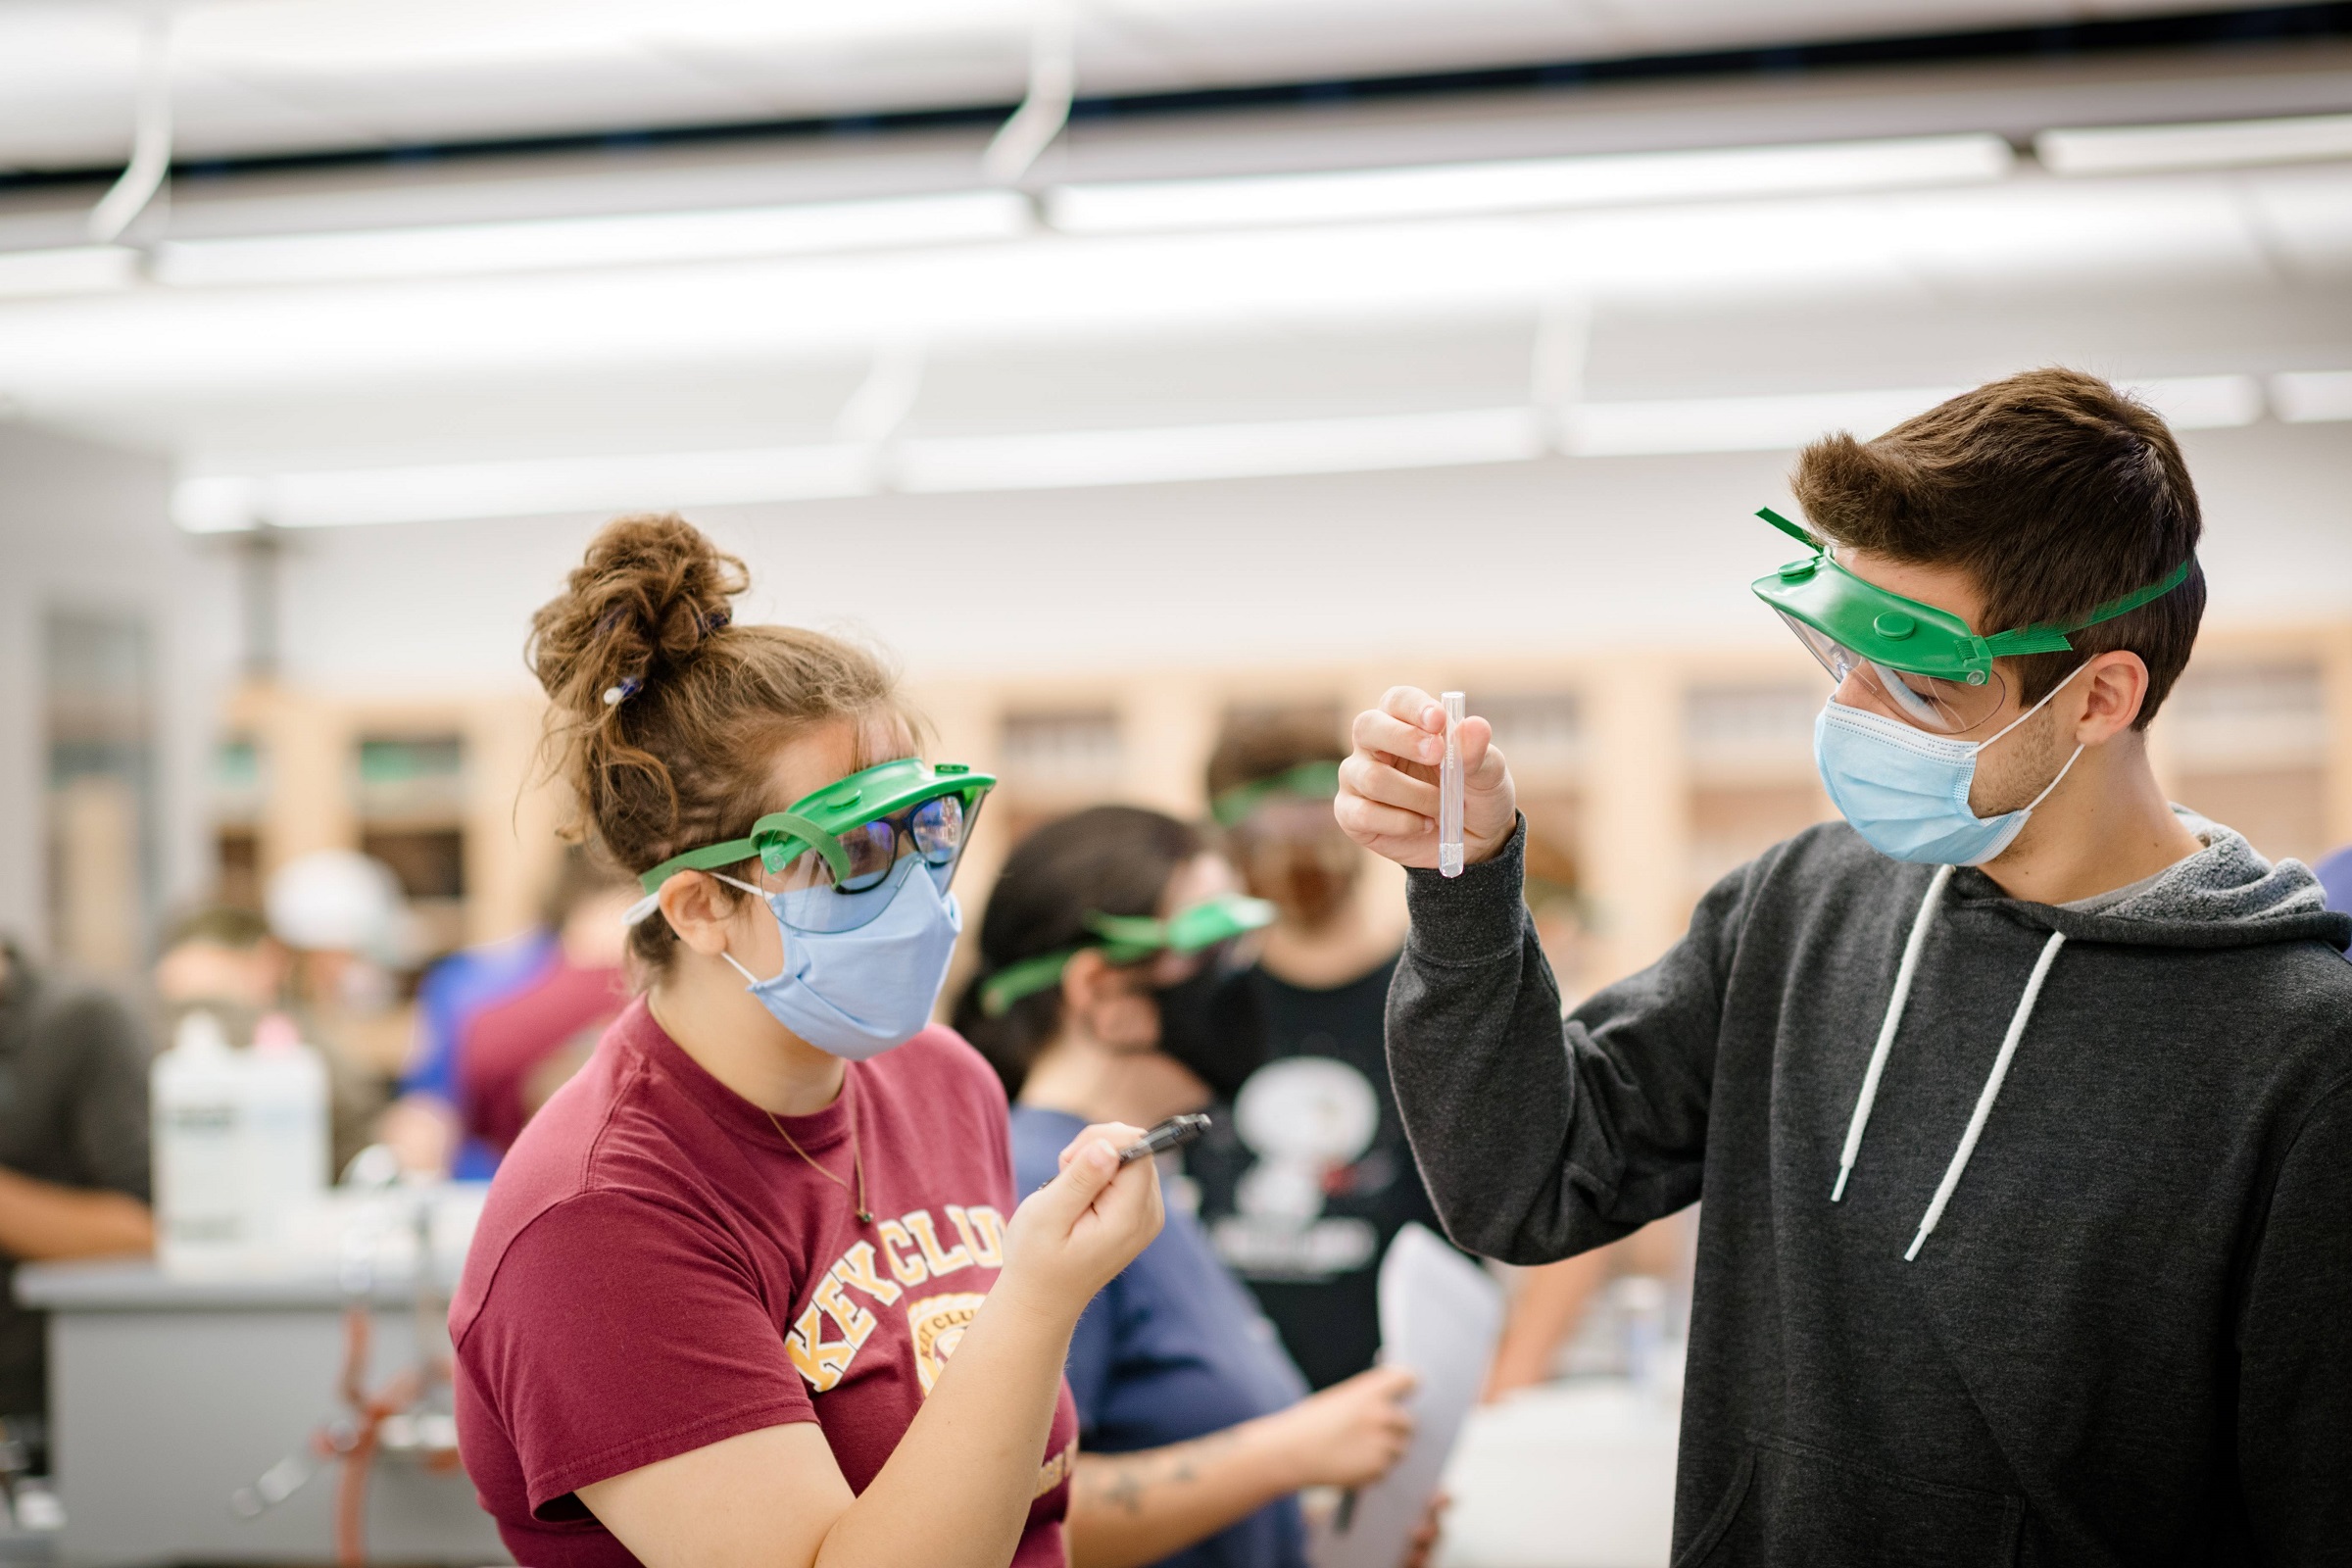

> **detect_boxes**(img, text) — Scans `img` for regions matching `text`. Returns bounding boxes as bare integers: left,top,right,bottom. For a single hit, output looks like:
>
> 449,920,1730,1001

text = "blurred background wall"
1,0,2348,1010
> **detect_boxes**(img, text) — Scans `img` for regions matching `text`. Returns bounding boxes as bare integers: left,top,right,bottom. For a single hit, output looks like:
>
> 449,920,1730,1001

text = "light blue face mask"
1814,663,2089,867
713,857,963,1060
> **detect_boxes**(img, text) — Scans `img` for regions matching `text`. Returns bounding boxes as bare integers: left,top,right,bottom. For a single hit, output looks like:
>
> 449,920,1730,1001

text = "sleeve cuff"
1402,814,1531,965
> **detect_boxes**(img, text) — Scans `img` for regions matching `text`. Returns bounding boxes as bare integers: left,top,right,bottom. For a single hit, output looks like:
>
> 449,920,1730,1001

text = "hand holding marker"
1042,1115,1210,1190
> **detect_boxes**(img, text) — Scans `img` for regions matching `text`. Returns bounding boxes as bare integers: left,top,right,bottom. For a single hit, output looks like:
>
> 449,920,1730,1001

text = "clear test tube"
1439,691,1465,877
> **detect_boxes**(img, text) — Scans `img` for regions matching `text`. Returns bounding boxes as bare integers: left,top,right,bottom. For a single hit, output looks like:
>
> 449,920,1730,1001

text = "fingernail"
1084,1142,1117,1174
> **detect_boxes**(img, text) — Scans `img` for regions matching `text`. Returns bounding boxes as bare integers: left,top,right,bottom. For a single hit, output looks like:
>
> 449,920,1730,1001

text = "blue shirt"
2320,846,2352,960
404,931,556,1179
1010,1105,1311,1568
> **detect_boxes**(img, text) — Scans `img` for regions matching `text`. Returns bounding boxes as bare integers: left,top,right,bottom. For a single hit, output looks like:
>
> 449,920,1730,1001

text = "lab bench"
17,1258,506,1567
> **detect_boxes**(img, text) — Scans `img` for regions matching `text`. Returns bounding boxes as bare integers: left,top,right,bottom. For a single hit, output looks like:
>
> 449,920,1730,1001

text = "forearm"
0,1165,152,1261
816,1291,1075,1568
1067,1415,1302,1568
1387,820,1588,1262
1484,1252,1608,1398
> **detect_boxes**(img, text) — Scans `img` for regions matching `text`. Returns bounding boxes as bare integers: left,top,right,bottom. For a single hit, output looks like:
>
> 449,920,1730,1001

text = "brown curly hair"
526,514,921,970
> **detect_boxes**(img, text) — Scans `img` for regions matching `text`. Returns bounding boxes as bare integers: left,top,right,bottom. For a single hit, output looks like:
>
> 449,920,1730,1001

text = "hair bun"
527,513,747,719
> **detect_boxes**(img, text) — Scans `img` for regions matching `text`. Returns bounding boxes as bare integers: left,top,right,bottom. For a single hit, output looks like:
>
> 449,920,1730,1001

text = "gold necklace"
764,1084,873,1226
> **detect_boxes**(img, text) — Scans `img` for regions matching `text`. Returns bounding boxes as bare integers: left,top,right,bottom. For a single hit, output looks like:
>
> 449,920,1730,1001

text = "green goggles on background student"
624,758,995,934
979,893,1277,1016
1748,507,2192,735
1209,760,1342,828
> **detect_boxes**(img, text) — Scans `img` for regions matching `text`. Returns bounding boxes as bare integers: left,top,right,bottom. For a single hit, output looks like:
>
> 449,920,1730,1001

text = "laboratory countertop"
15,1256,461,1312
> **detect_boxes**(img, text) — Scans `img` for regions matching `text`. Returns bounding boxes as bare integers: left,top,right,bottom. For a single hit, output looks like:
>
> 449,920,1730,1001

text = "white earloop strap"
709,871,778,987
1981,661,2091,750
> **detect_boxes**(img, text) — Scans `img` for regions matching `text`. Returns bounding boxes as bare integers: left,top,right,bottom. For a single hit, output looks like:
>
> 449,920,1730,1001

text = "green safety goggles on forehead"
628,758,995,934
979,892,1277,1017
1210,760,1342,828
1749,506,2192,734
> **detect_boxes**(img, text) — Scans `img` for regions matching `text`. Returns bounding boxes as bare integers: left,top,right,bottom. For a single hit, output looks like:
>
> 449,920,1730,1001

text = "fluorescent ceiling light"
1563,387,1967,457
2122,374,2263,430
172,364,2301,530
895,407,1544,493
2038,113,2352,176
1047,134,2013,234
0,246,139,300
2271,370,2352,423
153,191,1032,288
173,443,872,530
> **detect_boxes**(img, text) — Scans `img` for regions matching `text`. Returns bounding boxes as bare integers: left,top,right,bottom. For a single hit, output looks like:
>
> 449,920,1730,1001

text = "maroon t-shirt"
451,999,1078,1568
458,959,626,1154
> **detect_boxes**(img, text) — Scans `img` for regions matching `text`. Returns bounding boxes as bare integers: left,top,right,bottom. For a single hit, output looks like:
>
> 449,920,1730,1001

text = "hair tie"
601,675,643,708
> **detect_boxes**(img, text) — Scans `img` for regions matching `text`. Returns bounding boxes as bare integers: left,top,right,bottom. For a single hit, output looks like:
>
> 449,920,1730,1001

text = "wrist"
981,1268,1085,1341
1238,1404,1314,1494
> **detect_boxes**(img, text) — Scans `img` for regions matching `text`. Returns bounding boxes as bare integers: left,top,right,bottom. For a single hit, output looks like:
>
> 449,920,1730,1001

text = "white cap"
266,849,405,955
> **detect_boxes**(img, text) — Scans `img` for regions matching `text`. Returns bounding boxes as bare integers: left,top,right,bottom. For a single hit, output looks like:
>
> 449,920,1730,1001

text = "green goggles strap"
640,811,847,893
978,894,1276,1016
1210,760,1343,828
1978,557,2195,658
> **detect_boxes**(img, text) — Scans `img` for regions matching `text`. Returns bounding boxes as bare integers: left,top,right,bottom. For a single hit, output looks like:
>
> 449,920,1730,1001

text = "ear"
2073,651,2151,746
1059,948,1121,1016
657,871,745,957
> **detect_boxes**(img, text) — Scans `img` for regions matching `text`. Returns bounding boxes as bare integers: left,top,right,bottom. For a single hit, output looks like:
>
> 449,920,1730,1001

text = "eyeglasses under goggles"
625,758,995,934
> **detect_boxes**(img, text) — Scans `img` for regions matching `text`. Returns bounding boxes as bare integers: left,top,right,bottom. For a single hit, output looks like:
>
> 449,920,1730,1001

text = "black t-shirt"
0,956,153,1418
1182,953,1444,1390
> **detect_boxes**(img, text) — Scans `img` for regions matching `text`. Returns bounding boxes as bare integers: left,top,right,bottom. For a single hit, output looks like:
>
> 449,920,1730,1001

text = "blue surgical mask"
1814,663,2088,867
714,858,962,1060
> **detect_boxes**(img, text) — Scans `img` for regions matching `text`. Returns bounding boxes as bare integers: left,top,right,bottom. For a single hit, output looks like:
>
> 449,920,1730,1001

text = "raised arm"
1340,687,1732,1265
581,1122,1160,1568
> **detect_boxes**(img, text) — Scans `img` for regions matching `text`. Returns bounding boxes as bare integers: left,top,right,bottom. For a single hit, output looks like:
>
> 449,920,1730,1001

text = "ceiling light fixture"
1046,134,2014,234
2037,112,2352,176
172,369,2304,531
2270,370,2352,423
151,190,1034,288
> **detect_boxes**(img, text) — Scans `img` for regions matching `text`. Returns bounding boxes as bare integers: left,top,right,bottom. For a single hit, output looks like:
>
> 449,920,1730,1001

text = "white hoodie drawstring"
1829,866,2071,1261
1904,929,2067,1261
1832,864,1953,1202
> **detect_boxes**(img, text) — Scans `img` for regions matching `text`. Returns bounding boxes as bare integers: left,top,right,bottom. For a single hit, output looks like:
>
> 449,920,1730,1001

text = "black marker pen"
1117,1113,1210,1165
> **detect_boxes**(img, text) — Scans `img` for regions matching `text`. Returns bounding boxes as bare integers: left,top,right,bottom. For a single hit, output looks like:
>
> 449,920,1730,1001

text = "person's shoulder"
1007,1102,1083,1192
454,1016,723,1337
25,979,146,1056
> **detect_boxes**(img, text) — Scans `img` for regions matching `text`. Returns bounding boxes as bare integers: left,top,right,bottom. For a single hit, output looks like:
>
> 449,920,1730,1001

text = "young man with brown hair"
1339,368,2352,1562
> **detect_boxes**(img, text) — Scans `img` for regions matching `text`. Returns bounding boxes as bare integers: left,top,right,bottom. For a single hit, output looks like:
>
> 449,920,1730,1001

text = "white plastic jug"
152,1010,329,1274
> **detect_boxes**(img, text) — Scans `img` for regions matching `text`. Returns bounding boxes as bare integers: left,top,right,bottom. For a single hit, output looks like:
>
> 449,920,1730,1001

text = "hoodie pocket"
1672,1433,2023,1568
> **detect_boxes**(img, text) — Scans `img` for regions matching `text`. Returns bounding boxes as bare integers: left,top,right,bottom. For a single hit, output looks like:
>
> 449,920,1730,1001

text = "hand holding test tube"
1439,692,1465,877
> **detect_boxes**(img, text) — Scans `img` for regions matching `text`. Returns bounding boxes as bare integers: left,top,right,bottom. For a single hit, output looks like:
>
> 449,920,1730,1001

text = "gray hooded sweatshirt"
1387,811,2352,1566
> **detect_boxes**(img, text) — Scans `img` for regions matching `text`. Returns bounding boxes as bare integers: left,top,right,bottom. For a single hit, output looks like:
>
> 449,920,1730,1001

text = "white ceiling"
0,0,2296,172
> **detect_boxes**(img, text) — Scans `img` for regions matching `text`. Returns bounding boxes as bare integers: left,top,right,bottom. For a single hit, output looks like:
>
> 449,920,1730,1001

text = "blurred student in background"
1186,713,1607,1399
381,849,632,1175
457,853,637,1158
0,940,152,1437
957,805,1416,1568
1179,711,1425,1391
